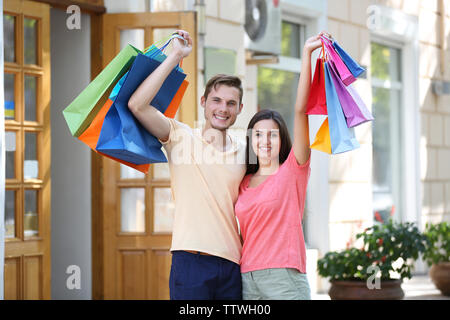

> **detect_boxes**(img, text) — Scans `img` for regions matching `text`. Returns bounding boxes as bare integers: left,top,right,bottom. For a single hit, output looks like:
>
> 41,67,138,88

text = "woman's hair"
245,109,292,175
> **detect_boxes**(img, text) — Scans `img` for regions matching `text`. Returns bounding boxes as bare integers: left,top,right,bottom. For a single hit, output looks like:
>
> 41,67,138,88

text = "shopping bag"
96,53,187,164
328,60,373,128
78,80,187,173
310,117,332,154
78,98,150,173
63,44,141,137
164,79,188,118
109,34,185,101
321,36,356,86
324,61,360,154
332,40,365,78
346,83,374,124
305,58,327,115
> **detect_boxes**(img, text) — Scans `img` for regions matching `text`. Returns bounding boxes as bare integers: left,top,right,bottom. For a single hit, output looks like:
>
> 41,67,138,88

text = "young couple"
128,30,330,300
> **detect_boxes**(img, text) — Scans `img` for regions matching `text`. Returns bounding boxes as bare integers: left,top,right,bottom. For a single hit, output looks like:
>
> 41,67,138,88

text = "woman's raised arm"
293,31,330,165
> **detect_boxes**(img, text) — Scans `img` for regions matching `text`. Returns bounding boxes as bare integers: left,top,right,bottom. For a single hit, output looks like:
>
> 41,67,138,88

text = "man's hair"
203,74,243,105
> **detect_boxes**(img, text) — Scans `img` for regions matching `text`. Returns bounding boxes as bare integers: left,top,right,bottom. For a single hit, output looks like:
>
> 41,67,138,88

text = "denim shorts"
241,268,311,300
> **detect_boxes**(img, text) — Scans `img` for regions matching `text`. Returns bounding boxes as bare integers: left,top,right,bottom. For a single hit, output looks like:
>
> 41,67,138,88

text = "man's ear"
200,96,206,108
238,103,243,114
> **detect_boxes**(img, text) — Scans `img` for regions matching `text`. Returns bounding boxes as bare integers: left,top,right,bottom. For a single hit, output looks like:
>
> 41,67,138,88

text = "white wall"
50,8,91,299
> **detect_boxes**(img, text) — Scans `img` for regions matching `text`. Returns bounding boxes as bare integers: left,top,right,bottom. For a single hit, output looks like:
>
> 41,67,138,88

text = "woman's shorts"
241,268,311,300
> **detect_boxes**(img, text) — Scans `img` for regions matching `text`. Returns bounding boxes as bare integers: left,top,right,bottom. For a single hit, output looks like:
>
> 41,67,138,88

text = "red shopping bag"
305,57,327,115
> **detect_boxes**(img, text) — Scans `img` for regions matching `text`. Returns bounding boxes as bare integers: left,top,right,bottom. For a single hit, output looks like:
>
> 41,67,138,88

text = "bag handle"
320,36,332,62
143,33,186,67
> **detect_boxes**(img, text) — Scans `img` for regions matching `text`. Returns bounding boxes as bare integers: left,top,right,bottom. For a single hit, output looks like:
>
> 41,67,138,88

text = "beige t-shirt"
160,118,246,264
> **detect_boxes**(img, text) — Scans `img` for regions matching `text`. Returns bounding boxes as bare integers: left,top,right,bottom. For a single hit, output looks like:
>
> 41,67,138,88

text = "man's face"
201,85,243,131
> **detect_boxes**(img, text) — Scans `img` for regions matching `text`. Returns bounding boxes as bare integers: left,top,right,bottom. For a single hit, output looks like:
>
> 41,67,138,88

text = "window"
258,20,307,135
371,42,403,224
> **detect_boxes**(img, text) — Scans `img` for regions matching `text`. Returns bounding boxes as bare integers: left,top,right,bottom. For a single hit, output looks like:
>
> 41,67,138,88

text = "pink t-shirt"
235,148,311,273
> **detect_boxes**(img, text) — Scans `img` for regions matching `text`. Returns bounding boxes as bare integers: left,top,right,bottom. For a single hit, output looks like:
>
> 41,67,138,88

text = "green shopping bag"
63,44,141,137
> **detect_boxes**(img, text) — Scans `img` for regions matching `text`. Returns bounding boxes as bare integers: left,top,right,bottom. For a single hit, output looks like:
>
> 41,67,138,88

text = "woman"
235,32,331,300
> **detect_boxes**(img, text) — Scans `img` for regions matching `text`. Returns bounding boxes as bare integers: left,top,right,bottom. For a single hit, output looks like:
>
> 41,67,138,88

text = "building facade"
0,0,449,299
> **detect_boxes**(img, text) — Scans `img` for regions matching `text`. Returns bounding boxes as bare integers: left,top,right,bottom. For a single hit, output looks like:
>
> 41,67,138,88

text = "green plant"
422,222,450,267
318,220,427,281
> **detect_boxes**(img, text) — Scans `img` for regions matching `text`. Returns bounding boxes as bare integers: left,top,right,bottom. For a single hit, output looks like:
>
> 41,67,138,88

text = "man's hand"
171,30,193,59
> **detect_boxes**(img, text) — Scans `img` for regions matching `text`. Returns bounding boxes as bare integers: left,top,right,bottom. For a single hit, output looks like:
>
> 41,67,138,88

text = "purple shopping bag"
321,36,356,86
346,84,374,122
328,60,373,128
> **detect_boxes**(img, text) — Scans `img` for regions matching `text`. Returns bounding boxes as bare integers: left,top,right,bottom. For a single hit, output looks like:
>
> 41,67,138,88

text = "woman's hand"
171,30,193,59
303,31,332,55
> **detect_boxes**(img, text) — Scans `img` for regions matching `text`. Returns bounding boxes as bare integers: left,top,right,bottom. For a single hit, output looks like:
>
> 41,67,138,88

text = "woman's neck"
255,158,279,176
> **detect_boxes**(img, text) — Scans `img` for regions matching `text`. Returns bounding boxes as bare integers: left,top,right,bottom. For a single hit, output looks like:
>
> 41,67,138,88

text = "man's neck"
202,123,230,152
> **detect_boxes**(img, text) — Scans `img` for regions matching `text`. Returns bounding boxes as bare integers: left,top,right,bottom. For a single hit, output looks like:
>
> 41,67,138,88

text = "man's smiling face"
201,84,243,131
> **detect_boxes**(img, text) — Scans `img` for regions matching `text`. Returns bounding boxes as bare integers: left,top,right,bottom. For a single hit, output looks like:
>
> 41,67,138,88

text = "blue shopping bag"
109,35,184,101
96,53,187,164
324,61,360,154
332,40,365,79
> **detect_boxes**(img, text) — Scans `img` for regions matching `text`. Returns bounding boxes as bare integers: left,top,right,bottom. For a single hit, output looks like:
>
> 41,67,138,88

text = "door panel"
3,0,51,300
93,11,197,300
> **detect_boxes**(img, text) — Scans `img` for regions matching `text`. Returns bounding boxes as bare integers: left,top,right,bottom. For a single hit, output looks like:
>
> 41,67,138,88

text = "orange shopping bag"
310,117,332,154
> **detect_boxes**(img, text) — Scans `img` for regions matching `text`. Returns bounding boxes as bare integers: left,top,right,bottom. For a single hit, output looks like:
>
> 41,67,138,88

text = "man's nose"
217,101,227,111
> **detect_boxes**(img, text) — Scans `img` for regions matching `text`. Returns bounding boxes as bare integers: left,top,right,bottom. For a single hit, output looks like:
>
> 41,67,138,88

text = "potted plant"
317,220,427,300
423,222,450,296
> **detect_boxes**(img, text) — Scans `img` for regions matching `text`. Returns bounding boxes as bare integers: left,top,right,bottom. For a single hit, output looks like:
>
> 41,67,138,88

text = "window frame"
370,29,421,225
370,40,404,224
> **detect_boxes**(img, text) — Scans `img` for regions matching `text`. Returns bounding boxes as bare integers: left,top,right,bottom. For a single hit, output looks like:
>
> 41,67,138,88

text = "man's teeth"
215,115,228,120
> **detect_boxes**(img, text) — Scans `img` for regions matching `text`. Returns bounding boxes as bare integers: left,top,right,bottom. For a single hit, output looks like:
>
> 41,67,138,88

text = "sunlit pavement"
311,275,450,300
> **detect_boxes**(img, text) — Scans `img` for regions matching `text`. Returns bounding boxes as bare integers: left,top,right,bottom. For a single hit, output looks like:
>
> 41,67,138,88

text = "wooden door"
3,0,51,300
92,11,197,300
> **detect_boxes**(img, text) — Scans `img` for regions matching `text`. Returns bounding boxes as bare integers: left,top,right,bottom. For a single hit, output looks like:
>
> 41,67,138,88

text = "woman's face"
251,119,281,163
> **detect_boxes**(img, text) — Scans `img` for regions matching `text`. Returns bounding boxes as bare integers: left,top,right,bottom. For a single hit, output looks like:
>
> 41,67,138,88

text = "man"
128,30,246,299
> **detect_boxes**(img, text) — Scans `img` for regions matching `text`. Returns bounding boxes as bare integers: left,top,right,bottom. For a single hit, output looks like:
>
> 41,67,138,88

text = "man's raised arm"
128,30,193,142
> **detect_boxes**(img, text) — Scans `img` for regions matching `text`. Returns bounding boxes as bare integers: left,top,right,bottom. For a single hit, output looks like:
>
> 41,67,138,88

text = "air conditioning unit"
244,0,281,57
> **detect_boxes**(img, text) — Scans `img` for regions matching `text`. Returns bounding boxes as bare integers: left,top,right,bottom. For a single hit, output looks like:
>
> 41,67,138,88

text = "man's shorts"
169,250,242,300
241,268,311,300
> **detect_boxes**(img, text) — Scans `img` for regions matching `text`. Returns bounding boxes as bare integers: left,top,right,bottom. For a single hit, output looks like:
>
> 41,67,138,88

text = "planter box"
329,279,404,300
